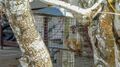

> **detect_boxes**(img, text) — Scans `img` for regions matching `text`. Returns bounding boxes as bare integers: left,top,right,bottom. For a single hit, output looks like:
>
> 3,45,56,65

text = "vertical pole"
57,50,62,67
44,17,49,46
0,15,3,49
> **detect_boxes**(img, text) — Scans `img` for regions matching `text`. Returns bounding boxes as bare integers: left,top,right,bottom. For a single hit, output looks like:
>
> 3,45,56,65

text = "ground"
0,47,21,67
0,46,93,67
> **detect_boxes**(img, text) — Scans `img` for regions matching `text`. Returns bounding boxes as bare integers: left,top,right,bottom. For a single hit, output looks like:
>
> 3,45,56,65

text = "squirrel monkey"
65,25,81,55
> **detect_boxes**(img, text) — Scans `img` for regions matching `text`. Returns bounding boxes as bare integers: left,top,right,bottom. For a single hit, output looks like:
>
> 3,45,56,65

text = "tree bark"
114,0,120,66
88,3,117,67
39,0,103,16
3,0,53,67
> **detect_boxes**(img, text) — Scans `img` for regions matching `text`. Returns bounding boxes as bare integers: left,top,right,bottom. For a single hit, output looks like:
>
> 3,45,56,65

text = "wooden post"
0,15,3,49
44,17,49,46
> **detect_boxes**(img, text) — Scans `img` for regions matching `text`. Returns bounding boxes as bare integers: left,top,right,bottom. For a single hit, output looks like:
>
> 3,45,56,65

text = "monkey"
64,25,81,55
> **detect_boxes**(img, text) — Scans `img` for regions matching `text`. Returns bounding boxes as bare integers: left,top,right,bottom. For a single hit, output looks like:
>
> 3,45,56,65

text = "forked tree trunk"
88,3,117,67
2,0,52,67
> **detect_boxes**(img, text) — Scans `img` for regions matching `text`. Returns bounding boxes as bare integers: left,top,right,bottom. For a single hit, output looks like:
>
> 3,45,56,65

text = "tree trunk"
88,3,116,67
114,0,120,66
3,0,52,67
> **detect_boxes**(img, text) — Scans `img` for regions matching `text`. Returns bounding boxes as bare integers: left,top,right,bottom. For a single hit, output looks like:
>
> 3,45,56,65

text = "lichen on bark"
88,5,116,67
1,0,53,67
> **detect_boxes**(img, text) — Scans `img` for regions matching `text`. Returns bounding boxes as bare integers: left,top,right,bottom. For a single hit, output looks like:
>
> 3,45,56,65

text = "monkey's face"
70,26,77,34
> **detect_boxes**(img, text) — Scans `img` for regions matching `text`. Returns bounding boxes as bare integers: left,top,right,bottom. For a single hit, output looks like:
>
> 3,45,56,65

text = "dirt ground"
0,46,93,67
0,47,21,67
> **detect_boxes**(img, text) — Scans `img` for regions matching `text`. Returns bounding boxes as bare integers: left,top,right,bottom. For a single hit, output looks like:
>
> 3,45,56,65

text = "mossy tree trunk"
1,0,53,67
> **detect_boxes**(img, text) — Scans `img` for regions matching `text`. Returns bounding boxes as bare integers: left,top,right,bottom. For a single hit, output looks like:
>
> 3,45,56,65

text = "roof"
33,6,73,17
30,0,47,9
30,1,73,18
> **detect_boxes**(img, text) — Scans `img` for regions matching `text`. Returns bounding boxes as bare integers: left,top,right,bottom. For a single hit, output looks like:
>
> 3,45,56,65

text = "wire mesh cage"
34,14,94,67
0,13,94,67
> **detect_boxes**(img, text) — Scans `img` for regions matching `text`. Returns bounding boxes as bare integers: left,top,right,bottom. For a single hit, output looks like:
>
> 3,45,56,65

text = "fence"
0,14,94,67
34,15,94,67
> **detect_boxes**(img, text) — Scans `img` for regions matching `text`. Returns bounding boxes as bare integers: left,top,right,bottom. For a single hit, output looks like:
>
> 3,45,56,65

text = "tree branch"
39,0,104,16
